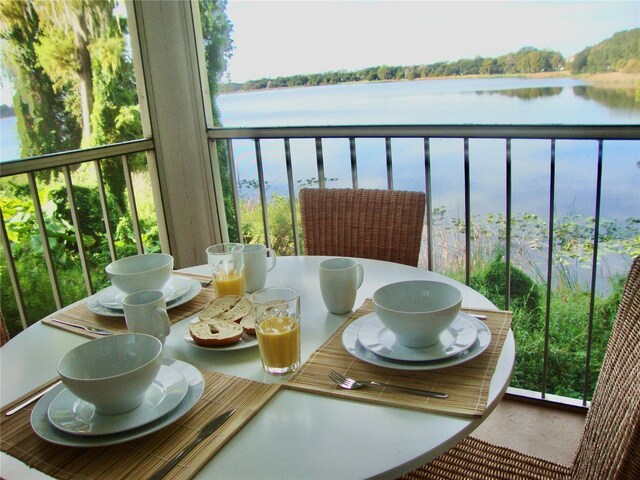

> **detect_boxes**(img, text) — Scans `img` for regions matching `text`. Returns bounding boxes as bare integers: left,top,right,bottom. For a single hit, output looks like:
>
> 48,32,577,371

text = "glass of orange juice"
206,243,245,296
250,287,301,375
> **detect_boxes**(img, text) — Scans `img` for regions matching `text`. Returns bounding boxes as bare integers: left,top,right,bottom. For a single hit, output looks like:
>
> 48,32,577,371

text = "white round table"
0,256,515,479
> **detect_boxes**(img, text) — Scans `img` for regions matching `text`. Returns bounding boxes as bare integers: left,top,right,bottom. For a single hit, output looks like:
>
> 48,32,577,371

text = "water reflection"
475,87,563,100
572,85,639,111
475,84,639,110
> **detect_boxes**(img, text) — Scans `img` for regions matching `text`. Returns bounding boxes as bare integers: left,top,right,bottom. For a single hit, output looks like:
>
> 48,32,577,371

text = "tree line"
572,29,640,74
223,47,564,92
222,28,640,93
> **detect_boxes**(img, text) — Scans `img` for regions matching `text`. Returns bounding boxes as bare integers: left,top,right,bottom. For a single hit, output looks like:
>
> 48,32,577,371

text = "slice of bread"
222,297,251,322
189,319,243,347
198,295,243,322
239,313,256,335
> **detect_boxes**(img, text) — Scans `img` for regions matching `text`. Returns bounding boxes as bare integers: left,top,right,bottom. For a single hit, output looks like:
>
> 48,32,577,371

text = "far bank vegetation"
221,28,640,93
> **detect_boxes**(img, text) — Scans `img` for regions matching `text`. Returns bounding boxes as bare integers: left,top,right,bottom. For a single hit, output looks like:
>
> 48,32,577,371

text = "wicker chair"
299,188,426,267
399,256,640,480
0,310,10,346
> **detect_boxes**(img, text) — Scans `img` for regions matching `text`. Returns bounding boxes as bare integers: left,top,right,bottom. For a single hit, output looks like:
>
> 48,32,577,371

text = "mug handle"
154,307,171,338
266,248,277,272
355,264,364,289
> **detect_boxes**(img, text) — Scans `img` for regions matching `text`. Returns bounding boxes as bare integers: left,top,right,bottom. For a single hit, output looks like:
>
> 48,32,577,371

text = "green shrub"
0,172,160,336
472,258,541,317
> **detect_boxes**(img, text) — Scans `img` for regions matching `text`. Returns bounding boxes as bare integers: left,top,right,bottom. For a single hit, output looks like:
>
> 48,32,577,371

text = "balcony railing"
1,124,638,408
1,139,155,328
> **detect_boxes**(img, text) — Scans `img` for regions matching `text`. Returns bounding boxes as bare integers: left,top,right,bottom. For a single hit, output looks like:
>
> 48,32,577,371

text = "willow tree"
0,0,80,158
32,0,115,146
1,0,142,213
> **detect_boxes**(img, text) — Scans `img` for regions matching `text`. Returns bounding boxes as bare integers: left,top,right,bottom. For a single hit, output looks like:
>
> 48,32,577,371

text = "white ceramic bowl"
105,253,173,294
372,280,462,348
57,333,163,415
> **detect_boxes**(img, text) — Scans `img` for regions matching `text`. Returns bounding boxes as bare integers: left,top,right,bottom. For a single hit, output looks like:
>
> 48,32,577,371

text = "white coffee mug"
244,244,277,293
319,258,364,314
122,290,171,345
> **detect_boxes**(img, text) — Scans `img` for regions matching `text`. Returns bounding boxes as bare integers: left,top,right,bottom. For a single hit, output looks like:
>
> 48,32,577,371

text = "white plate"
184,319,258,351
342,313,491,371
31,358,204,447
87,277,202,317
357,313,478,362
98,276,191,310
47,365,188,436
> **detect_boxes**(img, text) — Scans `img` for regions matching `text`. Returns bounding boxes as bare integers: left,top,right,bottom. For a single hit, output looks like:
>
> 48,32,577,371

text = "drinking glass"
206,243,245,296
250,287,301,375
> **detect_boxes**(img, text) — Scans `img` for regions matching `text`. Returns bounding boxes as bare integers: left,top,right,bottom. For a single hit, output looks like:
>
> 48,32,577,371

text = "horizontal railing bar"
506,387,590,412
0,138,155,177
208,125,640,141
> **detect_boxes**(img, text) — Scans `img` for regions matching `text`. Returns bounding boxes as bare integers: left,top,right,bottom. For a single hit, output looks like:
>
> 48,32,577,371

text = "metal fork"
328,370,448,399
51,318,113,336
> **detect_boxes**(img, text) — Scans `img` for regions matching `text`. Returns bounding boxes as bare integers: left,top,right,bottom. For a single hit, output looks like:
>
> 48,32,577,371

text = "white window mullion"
126,0,226,268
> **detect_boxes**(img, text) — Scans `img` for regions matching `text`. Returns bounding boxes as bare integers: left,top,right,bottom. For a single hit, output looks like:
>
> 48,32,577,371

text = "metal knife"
149,409,235,480
4,380,62,416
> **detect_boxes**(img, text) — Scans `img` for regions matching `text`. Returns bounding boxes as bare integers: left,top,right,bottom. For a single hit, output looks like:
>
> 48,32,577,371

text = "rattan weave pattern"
0,310,10,346
399,256,640,480
400,436,571,480
570,255,640,480
299,188,426,266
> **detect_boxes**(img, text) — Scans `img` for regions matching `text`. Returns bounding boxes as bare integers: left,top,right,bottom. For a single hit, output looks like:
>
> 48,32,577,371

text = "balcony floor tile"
472,397,586,465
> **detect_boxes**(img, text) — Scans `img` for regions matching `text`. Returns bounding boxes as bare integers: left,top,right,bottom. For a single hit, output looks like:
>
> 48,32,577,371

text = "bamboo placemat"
286,300,512,418
41,273,216,339
1,370,281,480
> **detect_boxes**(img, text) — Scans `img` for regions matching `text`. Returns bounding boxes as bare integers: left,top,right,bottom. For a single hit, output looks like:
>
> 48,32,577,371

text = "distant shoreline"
2,73,638,115
220,71,640,95
576,71,640,89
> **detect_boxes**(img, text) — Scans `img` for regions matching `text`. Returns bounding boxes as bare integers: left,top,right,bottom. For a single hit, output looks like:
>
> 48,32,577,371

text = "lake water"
217,77,639,288
217,77,639,222
218,77,640,127
0,115,19,162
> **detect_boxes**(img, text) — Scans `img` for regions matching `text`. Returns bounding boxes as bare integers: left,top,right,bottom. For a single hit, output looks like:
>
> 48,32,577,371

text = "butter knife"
4,380,62,416
50,318,113,336
149,409,235,480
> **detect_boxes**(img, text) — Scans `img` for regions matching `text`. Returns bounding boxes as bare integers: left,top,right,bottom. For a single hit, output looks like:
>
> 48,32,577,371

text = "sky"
1,0,638,102
224,0,640,82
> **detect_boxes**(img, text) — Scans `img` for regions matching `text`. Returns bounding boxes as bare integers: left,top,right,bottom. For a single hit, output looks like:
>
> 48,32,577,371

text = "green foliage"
471,258,541,316
0,0,81,160
198,0,237,241
236,47,566,91
0,0,145,211
0,169,161,336
572,29,640,74
239,193,302,256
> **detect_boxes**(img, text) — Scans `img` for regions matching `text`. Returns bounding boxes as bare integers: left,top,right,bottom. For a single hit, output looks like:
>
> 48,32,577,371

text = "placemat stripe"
285,300,512,418
1,371,281,480
41,273,217,339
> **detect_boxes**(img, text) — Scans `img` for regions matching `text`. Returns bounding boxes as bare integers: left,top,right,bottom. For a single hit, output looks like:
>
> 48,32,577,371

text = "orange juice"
256,316,300,373
214,270,245,296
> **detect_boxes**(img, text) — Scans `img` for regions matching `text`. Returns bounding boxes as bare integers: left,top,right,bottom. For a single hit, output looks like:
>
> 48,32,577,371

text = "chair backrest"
571,256,640,480
0,310,10,346
299,188,426,267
